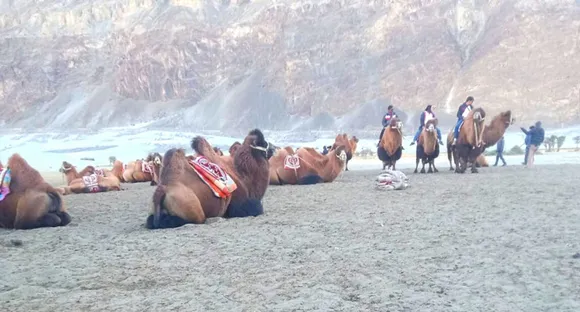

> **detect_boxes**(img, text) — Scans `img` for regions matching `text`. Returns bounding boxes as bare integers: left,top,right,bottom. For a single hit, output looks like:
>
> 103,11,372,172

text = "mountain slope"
0,0,579,131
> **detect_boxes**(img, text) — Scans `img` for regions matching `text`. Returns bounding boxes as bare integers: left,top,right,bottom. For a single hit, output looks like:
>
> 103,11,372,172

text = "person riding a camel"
410,105,443,146
452,96,474,146
378,105,398,147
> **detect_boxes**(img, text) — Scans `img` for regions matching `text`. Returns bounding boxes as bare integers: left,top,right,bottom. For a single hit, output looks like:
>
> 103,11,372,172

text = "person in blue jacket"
451,96,474,146
520,125,534,165
410,105,443,146
493,136,506,166
525,121,545,168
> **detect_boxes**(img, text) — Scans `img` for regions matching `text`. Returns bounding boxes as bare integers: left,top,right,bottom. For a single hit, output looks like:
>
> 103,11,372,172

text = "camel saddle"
0,167,12,201
284,155,300,170
82,174,100,193
141,162,153,174
188,156,237,198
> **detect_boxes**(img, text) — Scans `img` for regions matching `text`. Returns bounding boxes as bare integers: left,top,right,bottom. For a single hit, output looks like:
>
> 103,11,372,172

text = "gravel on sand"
1,165,579,311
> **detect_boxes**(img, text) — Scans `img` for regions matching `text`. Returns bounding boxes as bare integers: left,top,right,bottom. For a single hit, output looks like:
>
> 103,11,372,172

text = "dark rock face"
0,1,578,131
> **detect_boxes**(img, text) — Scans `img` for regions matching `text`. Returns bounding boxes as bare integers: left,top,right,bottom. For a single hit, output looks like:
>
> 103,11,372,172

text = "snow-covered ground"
0,125,579,171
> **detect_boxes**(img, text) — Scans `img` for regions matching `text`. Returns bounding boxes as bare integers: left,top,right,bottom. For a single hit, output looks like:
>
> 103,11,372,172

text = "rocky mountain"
0,0,579,134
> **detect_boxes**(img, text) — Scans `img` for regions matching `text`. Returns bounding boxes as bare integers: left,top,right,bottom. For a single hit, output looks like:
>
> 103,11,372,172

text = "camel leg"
382,161,386,170
420,160,426,173
161,183,207,226
471,155,479,173
428,160,434,173
345,160,349,171
414,156,420,173
447,144,454,171
55,211,72,226
13,192,54,229
432,160,439,173
392,161,396,171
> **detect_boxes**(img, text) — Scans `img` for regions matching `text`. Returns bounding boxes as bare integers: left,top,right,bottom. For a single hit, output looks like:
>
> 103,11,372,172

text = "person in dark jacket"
520,125,534,165
322,146,329,155
526,121,545,168
410,105,443,146
452,96,474,145
377,105,399,146
493,136,506,166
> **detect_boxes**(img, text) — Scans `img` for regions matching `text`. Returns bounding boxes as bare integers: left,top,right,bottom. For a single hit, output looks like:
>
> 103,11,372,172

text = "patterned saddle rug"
0,167,12,201
141,162,153,174
82,174,100,193
189,156,237,198
284,155,300,170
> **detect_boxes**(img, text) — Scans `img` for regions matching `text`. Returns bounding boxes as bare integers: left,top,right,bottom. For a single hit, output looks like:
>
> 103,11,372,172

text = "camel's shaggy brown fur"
378,117,404,170
447,107,487,173
0,154,71,229
415,119,440,174
448,110,513,171
146,129,271,229
269,145,347,185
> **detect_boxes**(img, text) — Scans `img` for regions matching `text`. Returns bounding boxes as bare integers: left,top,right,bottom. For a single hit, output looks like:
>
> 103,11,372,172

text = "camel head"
498,110,514,126
471,107,486,123
245,129,269,159
59,161,74,173
351,136,359,143
213,147,224,156
389,117,403,130
425,119,438,132
153,154,162,166
333,144,348,168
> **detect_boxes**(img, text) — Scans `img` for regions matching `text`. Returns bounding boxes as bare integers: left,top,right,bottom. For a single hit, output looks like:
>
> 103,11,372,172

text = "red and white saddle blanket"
142,162,153,174
284,155,300,170
82,174,100,193
188,156,237,198
94,168,105,177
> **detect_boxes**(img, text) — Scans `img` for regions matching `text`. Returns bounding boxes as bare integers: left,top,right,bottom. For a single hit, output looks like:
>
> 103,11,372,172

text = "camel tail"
151,185,167,229
298,175,324,185
225,199,264,218
47,190,62,213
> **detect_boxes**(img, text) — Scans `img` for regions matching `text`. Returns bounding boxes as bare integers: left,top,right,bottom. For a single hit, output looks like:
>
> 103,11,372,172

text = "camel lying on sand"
60,161,121,194
268,144,347,185
122,153,162,183
0,154,71,229
146,129,273,229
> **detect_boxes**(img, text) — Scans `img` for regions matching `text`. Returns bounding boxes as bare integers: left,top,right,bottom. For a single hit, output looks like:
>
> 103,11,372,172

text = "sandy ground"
1,165,580,312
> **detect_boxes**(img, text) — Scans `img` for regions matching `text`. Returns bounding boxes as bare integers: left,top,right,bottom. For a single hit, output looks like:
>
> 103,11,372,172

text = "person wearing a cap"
377,105,399,146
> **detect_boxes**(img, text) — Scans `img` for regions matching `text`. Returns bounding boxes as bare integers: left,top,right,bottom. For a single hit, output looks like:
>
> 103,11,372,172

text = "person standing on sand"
526,121,545,168
493,136,507,167
520,125,535,165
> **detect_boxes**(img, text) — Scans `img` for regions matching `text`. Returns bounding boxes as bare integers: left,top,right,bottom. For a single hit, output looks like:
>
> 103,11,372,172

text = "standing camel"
377,117,403,170
414,119,440,173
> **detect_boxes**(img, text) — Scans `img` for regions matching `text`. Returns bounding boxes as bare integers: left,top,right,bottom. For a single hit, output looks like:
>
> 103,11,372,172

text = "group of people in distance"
378,96,545,168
